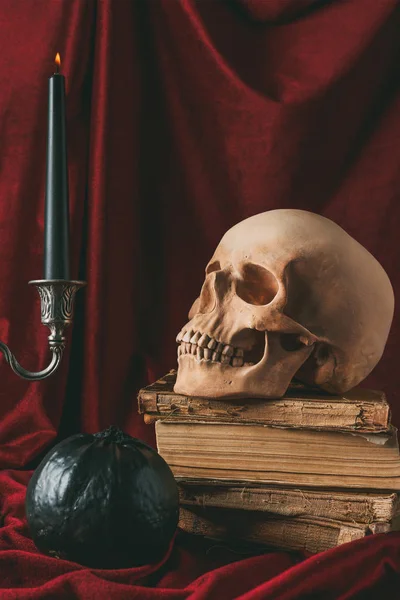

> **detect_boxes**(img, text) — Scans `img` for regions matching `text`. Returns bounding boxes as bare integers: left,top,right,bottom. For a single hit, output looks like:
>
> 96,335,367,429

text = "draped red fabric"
1,0,400,597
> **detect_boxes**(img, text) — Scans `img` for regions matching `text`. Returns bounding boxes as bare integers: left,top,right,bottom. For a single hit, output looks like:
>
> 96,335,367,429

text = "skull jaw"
174,337,314,399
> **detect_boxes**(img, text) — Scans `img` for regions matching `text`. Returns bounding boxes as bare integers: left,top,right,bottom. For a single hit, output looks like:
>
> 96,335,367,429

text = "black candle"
44,53,70,280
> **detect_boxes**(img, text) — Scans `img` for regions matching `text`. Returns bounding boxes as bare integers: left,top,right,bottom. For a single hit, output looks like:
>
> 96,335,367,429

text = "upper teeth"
176,329,248,367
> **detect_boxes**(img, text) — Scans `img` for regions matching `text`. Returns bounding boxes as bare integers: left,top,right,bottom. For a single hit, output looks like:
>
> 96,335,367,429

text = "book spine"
179,507,370,554
178,484,399,523
139,394,389,432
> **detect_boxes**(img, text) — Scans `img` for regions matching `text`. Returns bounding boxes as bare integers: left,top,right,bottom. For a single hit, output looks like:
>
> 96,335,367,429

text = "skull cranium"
174,209,394,399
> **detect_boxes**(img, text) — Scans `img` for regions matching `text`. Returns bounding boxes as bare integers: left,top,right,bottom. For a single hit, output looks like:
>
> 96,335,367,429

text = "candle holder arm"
0,280,86,381
0,340,62,380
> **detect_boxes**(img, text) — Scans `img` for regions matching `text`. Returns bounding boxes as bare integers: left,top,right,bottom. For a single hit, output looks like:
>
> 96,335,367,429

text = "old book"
178,480,400,523
178,505,399,555
138,370,390,433
156,421,400,491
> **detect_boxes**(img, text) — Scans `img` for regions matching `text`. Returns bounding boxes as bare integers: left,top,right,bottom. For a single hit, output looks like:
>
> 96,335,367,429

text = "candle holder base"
0,279,86,380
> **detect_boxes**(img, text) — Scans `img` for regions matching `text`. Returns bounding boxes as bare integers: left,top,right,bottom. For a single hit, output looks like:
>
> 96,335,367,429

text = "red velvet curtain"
1,0,400,597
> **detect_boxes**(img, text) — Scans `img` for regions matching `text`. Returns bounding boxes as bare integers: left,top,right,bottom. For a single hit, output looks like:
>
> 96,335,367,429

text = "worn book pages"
139,370,390,432
179,505,397,555
156,421,400,491
178,480,399,523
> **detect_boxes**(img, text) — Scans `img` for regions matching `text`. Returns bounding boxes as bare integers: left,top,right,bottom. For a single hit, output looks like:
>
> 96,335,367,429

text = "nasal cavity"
236,263,279,306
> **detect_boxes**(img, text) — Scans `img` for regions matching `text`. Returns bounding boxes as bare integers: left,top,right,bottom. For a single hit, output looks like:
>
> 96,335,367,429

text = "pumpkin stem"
93,426,132,444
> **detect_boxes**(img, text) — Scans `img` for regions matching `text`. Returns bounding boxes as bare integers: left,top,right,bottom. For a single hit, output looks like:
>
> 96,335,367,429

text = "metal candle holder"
0,279,85,380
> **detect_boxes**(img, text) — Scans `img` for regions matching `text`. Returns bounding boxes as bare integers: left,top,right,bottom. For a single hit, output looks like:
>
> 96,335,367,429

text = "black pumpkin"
25,426,179,569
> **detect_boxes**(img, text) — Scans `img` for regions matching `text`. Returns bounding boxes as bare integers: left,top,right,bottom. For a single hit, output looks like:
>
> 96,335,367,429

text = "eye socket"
197,262,221,314
198,278,216,313
236,263,279,306
205,261,221,275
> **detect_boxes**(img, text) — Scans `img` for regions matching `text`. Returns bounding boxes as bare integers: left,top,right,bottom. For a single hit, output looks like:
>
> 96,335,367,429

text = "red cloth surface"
1,0,400,597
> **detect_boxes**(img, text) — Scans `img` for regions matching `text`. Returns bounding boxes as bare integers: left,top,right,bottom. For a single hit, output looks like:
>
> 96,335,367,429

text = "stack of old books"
138,370,400,554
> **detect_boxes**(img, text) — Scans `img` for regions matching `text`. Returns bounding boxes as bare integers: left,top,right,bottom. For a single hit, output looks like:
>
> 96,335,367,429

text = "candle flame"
55,53,61,67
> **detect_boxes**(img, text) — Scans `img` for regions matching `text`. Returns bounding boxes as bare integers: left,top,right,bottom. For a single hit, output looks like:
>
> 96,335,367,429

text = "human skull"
174,209,394,399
